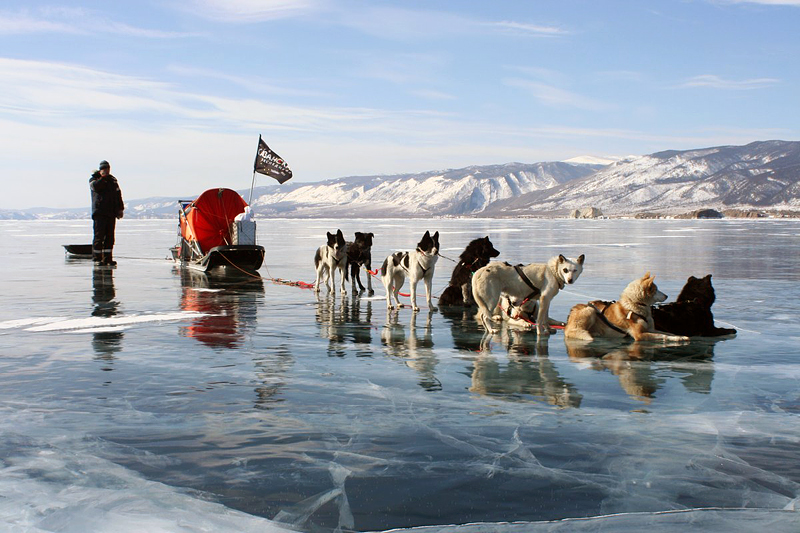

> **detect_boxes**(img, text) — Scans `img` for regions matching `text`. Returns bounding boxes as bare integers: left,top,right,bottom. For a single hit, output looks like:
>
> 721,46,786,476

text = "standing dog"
652,274,736,337
438,236,500,307
347,232,375,295
564,272,690,342
314,229,348,294
472,254,585,336
381,231,440,311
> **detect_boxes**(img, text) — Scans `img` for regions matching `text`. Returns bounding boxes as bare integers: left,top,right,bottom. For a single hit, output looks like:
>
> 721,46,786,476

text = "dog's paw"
429,305,438,312
368,289,375,296
412,306,420,312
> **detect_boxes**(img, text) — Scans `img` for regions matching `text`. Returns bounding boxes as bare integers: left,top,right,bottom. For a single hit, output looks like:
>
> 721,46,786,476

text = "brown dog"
564,273,690,342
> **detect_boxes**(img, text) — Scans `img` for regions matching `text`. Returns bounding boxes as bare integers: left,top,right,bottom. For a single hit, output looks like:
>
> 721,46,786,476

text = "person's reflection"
381,309,440,391
253,344,293,410
92,264,123,362
564,339,718,403
179,269,263,349
469,330,582,407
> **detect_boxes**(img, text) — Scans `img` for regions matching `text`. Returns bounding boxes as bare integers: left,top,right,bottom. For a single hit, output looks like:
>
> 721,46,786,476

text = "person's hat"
98,160,110,170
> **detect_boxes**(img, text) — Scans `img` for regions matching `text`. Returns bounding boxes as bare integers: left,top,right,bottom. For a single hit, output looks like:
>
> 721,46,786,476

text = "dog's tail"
314,248,321,269
380,257,388,277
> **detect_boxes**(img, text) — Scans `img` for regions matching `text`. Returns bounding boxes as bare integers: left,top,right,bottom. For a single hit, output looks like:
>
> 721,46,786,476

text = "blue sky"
1,0,798,209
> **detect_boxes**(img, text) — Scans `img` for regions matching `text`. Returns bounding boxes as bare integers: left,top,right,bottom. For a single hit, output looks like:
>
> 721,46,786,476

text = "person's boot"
103,251,117,266
93,249,103,263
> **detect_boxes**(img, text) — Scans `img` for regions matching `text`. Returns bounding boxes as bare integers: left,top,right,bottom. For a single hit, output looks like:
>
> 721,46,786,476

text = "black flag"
253,136,293,184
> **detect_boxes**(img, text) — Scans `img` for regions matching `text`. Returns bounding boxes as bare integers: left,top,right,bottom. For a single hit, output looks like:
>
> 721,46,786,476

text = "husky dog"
438,236,500,307
652,274,736,337
472,254,584,336
564,272,690,342
381,231,440,311
314,229,348,294
347,231,375,295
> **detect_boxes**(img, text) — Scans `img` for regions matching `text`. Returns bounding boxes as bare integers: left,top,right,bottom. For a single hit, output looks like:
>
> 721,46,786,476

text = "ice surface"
0,219,798,532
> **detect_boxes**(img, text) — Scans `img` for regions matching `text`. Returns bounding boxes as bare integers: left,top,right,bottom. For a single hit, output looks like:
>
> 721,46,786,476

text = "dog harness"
514,264,541,305
588,302,635,337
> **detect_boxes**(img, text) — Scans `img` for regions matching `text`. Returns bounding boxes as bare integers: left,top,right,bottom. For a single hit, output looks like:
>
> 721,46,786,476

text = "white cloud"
488,20,567,36
187,0,322,22
680,74,780,90
0,7,196,38
504,78,613,111
718,0,800,6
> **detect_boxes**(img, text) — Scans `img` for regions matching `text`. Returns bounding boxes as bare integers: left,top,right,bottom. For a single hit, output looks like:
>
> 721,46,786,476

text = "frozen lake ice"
0,218,799,532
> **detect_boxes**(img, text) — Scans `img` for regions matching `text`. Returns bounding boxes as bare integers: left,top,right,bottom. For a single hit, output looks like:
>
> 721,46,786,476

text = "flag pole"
249,135,261,205
248,170,257,205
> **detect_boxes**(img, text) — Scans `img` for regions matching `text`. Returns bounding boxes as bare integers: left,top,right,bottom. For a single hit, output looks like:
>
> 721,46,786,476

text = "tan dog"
564,273,690,342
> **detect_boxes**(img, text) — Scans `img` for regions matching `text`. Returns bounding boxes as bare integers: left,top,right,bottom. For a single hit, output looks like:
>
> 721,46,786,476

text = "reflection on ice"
565,339,719,402
178,268,264,349
1,219,799,532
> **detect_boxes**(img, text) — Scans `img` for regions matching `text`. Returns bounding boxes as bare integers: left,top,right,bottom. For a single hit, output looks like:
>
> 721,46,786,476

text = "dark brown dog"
652,274,736,337
438,236,500,306
347,232,375,295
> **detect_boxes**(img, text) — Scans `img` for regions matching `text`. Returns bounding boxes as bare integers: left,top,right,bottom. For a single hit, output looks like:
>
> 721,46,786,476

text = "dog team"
314,229,735,341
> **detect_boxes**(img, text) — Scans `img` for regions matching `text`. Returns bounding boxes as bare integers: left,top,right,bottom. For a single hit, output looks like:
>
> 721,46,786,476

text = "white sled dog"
314,229,348,294
381,231,440,311
472,254,585,336
564,272,691,342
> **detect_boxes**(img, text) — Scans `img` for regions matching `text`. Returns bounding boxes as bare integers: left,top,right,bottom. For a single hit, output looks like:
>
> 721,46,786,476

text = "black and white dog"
381,231,439,311
347,231,375,295
314,229,348,295
381,231,440,311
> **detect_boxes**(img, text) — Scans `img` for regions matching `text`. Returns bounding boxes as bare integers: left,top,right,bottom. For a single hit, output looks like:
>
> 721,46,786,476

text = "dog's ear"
422,230,430,239
577,254,585,265
704,274,712,280
558,254,566,263
336,229,346,246
432,231,439,243
326,231,335,244
355,232,364,240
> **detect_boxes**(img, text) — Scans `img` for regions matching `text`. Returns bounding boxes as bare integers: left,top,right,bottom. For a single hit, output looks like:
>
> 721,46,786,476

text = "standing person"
89,160,124,265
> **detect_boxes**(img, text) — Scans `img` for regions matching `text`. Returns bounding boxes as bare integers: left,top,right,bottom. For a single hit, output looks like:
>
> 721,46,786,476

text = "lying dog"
314,229,348,295
652,274,736,337
472,254,584,336
347,231,375,295
438,236,500,307
495,294,566,331
381,230,440,311
564,272,690,342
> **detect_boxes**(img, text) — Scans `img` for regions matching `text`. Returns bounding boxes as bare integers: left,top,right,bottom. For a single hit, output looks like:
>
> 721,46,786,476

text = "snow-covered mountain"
3,141,798,219
484,140,800,216
247,162,600,217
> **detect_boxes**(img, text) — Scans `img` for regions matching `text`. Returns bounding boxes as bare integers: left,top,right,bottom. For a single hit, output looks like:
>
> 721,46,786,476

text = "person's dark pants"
92,215,116,262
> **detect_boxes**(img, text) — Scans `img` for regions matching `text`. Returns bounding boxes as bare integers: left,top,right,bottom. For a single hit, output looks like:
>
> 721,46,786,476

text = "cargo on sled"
170,188,264,274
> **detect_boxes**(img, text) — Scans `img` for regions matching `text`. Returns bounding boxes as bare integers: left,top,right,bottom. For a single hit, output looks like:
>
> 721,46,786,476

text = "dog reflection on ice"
565,340,718,403
468,328,582,408
315,295,374,356
381,309,440,391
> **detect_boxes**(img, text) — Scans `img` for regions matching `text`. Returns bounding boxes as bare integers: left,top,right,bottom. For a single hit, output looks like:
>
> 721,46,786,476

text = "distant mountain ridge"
484,140,800,216
2,140,798,219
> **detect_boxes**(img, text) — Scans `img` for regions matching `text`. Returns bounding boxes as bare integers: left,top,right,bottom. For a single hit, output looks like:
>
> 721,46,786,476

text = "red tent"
180,188,248,253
